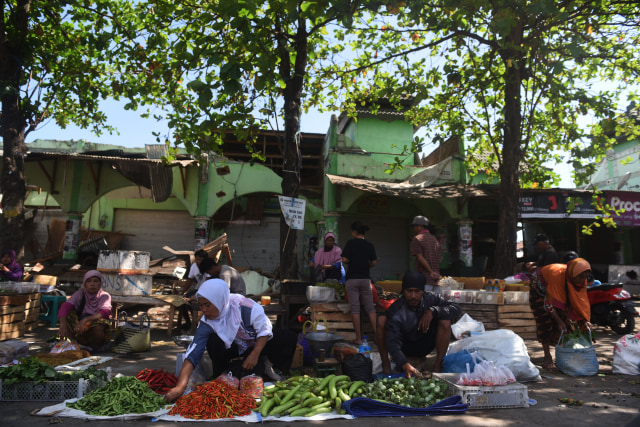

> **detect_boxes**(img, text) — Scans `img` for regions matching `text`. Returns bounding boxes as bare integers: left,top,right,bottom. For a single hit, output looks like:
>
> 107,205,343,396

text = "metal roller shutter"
339,216,409,282
113,209,195,260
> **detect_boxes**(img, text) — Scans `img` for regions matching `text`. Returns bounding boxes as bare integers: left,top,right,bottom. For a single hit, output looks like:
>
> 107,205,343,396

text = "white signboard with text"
278,196,306,230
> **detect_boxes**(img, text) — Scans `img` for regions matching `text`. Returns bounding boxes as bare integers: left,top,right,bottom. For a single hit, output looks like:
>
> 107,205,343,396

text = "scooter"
588,283,638,335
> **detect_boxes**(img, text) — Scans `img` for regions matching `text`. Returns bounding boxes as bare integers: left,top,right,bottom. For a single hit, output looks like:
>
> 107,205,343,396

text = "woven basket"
112,312,151,354
555,330,598,376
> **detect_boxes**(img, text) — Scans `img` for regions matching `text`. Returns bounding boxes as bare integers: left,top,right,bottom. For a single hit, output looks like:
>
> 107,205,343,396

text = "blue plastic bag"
443,349,482,373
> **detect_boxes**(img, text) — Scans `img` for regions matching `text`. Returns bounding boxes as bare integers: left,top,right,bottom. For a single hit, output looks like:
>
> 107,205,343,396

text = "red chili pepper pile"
168,379,257,419
135,368,178,394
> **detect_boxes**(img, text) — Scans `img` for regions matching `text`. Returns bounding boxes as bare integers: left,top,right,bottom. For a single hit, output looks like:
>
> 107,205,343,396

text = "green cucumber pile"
361,376,449,407
257,374,451,417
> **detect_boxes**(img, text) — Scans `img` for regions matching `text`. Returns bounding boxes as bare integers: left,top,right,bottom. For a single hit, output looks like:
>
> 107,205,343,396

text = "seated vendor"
0,249,24,281
376,271,461,377
57,270,112,352
165,279,297,403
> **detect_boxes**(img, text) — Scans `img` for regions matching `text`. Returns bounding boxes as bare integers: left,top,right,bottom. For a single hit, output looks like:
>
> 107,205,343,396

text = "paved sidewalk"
2,319,639,426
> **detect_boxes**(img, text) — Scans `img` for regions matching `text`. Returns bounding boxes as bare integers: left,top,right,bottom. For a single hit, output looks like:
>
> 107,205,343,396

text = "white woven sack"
612,332,640,375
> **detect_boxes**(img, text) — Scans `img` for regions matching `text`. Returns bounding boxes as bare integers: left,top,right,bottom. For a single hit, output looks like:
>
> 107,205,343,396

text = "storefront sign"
607,191,640,227
518,191,596,219
278,196,306,230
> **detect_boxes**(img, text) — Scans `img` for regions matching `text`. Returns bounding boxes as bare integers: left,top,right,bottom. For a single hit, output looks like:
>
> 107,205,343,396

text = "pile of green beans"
68,376,168,416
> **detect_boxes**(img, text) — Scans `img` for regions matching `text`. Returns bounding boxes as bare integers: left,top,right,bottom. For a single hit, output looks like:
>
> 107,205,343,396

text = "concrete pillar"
62,213,82,261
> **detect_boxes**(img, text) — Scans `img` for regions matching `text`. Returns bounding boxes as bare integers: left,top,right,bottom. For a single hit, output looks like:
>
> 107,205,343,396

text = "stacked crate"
309,302,377,342
458,303,536,340
0,290,41,340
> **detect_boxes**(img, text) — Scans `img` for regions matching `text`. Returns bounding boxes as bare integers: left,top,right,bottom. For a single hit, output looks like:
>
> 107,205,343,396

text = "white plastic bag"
451,313,485,340
447,329,541,382
50,339,80,354
612,332,640,375
176,351,212,394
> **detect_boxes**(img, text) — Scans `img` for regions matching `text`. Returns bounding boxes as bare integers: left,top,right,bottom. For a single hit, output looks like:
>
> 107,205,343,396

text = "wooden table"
111,294,188,337
112,295,287,336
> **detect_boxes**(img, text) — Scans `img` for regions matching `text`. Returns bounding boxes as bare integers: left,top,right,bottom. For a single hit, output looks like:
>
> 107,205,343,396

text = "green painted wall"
344,117,416,164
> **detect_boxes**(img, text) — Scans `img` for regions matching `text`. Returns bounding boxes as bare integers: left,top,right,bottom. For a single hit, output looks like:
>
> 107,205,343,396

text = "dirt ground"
2,312,639,427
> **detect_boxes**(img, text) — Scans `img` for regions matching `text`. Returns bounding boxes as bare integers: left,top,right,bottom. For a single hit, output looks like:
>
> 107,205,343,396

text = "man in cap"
376,271,461,377
410,215,442,293
526,234,558,271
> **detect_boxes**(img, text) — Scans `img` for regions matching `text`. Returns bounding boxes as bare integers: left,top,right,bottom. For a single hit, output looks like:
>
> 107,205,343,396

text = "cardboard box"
377,280,403,294
452,277,485,290
101,273,153,296
97,250,150,274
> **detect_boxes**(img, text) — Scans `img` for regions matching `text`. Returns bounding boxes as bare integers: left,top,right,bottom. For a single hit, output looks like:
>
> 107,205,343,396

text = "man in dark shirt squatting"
376,271,461,377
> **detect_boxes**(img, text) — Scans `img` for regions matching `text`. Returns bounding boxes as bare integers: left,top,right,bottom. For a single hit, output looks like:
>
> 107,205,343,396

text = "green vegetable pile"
361,377,450,407
257,374,451,417
561,329,594,349
68,376,167,416
259,374,363,417
316,282,345,299
0,357,108,385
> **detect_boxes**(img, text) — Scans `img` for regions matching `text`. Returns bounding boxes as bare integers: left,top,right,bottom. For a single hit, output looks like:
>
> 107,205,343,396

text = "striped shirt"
411,230,441,286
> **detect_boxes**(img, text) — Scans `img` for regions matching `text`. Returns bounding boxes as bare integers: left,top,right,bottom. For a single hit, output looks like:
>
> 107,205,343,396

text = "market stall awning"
326,174,496,199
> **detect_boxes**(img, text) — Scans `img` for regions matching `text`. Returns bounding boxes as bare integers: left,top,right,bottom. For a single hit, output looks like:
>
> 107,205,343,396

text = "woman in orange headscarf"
530,258,592,368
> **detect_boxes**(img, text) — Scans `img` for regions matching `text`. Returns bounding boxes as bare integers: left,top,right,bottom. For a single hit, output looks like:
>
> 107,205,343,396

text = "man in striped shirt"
410,216,442,294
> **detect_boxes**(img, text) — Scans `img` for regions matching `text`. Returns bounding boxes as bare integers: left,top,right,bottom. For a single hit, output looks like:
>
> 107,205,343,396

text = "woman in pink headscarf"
57,270,112,350
309,232,345,283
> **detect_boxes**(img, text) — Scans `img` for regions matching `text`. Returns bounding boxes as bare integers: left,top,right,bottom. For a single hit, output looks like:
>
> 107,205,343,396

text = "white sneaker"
264,358,283,382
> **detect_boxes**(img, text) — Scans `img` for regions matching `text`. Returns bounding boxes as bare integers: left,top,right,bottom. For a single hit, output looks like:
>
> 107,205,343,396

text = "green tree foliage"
130,0,380,279
323,0,640,276
0,0,141,255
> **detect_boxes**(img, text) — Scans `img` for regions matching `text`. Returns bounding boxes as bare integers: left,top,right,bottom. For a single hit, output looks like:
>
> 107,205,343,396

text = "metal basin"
304,331,344,354
172,335,194,349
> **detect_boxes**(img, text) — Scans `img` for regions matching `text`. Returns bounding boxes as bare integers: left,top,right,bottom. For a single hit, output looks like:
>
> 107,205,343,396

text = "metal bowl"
304,332,344,354
172,335,194,349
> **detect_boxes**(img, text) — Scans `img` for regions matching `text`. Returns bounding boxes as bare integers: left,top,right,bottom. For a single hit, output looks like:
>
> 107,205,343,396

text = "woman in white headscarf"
165,279,297,402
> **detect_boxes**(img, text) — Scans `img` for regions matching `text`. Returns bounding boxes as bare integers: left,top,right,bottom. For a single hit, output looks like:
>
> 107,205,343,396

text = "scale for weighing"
313,350,340,377
302,320,343,377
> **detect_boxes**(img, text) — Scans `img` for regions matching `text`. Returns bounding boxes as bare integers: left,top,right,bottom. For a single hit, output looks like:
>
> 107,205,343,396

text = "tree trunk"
278,19,308,280
495,43,524,278
0,11,28,260
279,93,301,279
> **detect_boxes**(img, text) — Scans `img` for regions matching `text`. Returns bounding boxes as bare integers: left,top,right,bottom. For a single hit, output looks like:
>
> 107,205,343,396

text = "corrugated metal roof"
326,174,496,199
24,151,197,167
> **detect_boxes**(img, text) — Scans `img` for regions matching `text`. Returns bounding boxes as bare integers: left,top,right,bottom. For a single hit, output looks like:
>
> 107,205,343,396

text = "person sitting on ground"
57,270,112,352
376,271,461,377
0,249,24,282
208,261,247,296
164,279,297,403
